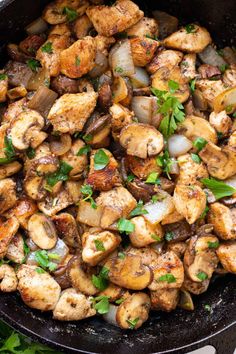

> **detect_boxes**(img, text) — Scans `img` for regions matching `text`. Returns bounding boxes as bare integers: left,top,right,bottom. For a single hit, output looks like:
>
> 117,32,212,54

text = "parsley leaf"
193,137,207,152
35,250,58,272
151,234,161,242
158,273,176,283
63,6,78,22
92,266,109,291
165,231,174,241
0,136,16,165
197,271,208,281
26,146,36,159
145,172,160,185
77,145,91,156
94,149,109,170
208,241,219,249
94,239,105,252
168,80,179,93
46,161,73,187
26,59,41,72
117,218,135,234
126,174,135,183
191,153,201,164
118,252,125,259
0,73,7,81
204,304,212,312
185,24,196,33
199,206,209,220
114,66,123,74
129,200,148,217
126,317,139,329
75,56,80,66
156,150,173,179
189,78,196,93
201,178,236,200
115,298,124,304
35,267,45,274
41,42,53,54
152,88,185,138
93,295,110,314
80,184,97,209
219,64,229,73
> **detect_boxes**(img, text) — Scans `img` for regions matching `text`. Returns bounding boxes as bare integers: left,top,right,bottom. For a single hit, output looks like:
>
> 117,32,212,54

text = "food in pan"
0,0,236,331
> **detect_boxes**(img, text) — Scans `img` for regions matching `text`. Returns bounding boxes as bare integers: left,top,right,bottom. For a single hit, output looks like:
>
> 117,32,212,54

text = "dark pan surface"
0,0,236,353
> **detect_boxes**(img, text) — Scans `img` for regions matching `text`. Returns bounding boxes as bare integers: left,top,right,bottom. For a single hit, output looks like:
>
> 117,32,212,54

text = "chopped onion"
129,67,150,88
89,51,108,78
151,241,164,254
27,239,69,266
28,85,58,118
144,191,175,224
27,67,50,91
131,96,159,125
224,175,236,190
112,76,128,103
103,304,118,327
169,158,180,174
109,40,135,77
168,134,192,157
198,45,226,67
26,17,48,35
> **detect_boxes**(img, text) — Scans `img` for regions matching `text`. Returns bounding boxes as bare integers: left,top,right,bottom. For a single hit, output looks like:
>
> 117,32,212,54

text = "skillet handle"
207,324,236,354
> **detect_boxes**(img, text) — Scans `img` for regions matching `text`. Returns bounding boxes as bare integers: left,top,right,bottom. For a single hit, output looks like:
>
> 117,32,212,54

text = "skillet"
0,0,236,353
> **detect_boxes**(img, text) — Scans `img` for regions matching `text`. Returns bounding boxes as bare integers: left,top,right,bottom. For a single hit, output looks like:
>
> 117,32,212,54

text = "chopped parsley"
35,267,45,274
114,66,123,74
94,239,105,252
201,178,236,200
145,172,161,185
156,150,173,179
191,153,201,164
46,161,73,187
126,317,139,330
199,206,209,220
35,250,58,272
92,267,109,291
168,80,179,94
77,145,91,156
118,252,125,259
26,147,36,159
41,41,53,54
94,149,109,170
75,56,80,66
151,234,161,242
193,137,207,152
185,24,196,34
26,59,41,72
129,200,148,217
219,64,229,73
158,273,176,283
165,231,174,241
83,134,93,143
63,6,78,22
208,240,219,249
80,184,97,209
126,174,135,183
115,298,125,304
93,295,110,314
197,271,208,281
189,78,196,93
117,218,135,234
0,73,7,81
0,136,16,165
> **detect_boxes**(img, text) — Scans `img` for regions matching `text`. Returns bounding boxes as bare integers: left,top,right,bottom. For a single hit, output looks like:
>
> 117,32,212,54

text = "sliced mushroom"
214,87,236,113
150,289,179,312
126,178,156,203
178,115,217,144
86,0,144,36
116,293,150,330
48,91,98,134
107,254,152,290
0,179,17,214
217,242,236,273
184,235,219,282
109,103,134,141
53,288,96,321
129,216,163,248
96,186,137,228
182,275,210,295
0,217,19,258
0,161,22,180
82,228,121,266
148,251,184,291
49,134,72,156
6,233,25,264
10,109,46,150
24,175,47,201
173,185,206,224
126,155,161,180
52,213,80,248
127,246,159,266
28,213,58,249
208,203,236,240
98,283,123,302
127,16,158,37
167,242,187,259
163,25,211,53
177,154,209,187
196,79,226,108
163,220,192,242
120,123,164,159
67,256,97,296
17,264,61,311
0,264,17,292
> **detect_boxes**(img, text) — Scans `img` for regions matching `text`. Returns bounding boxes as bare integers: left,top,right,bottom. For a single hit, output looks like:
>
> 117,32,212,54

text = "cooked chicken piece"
182,275,210,295
208,203,236,240
167,242,187,259
178,115,217,144
127,246,159,266
107,254,152,290
0,179,17,214
198,64,221,79
36,35,71,77
195,79,226,108
152,10,178,39
116,293,150,330
163,25,211,53
152,66,190,103
86,0,143,36
37,186,73,216
177,154,208,187
180,54,197,80
229,131,236,148
126,155,161,180
120,123,164,159
150,289,179,312
2,97,27,124
127,17,158,38
173,185,206,224
48,91,97,134
82,228,121,266
184,235,219,282
129,37,159,67
129,216,163,248
60,36,96,79
52,213,80,248
199,142,236,180
28,213,58,249
62,139,88,179
217,242,236,273
49,23,71,37
53,288,96,320
148,251,184,291
161,209,184,225
223,66,236,87
146,49,183,75
109,103,134,140
43,0,89,24
87,149,121,192
73,14,92,39
0,265,17,292
213,86,236,114
7,86,28,100
0,217,19,258
17,265,61,311
96,186,137,228
10,109,46,150
0,74,8,102
6,233,24,264
209,110,232,136
94,35,116,56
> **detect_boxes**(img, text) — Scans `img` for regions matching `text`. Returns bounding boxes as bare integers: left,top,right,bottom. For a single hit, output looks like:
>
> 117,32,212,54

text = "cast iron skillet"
0,1,236,353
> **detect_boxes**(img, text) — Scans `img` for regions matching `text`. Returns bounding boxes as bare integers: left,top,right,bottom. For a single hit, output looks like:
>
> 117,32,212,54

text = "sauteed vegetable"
0,0,236,331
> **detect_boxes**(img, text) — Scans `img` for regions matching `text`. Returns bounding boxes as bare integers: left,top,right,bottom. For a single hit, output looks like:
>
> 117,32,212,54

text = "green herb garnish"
80,184,97,209
193,137,207,152
35,250,58,272
197,271,208,281
26,59,41,72
115,298,124,304
145,172,161,185
151,234,161,242
129,200,148,217
168,80,179,94
92,266,109,291
201,178,236,200
0,73,7,81
208,241,219,249
118,252,125,259
185,24,196,33
165,231,174,241
94,149,109,170
41,41,53,54
199,206,209,220
126,174,135,183
191,153,201,164
114,66,124,74
75,56,80,66
219,64,229,73
156,150,173,179
93,295,110,314
26,146,36,159
158,273,176,283
94,239,105,252
189,78,196,93
77,145,91,156
46,161,72,187
126,317,139,330
117,218,135,234
63,6,78,22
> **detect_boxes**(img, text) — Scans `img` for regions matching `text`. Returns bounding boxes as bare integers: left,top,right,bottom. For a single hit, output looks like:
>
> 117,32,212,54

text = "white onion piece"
130,67,150,88
131,96,157,124
25,238,38,251
28,85,58,118
151,241,164,254
26,17,48,35
169,158,180,174
144,192,175,224
198,45,226,66
110,40,135,77
168,134,192,157
89,51,108,78
103,304,119,327
224,175,236,189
